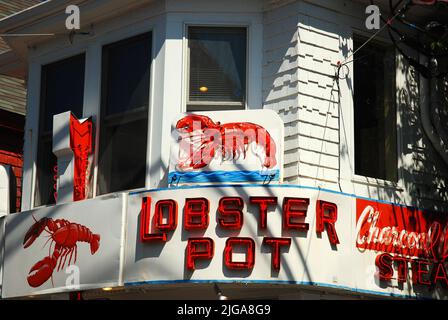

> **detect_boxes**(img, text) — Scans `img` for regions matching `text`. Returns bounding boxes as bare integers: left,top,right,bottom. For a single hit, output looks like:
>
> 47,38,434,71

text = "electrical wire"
381,0,448,77
338,5,404,68
316,2,405,193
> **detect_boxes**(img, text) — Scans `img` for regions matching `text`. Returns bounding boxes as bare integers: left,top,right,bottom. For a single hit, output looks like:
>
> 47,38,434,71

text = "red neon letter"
316,200,339,245
426,222,441,260
412,259,431,286
184,198,209,230
283,198,309,231
442,225,448,261
154,199,178,231
250,197,277,229
433,262,448,286
393,256,409,283
224,237,255,270
262,237,291,271
375,253,393,281
218,197,244,229
186,237,214,270
140,197,166,242
69,114,93,201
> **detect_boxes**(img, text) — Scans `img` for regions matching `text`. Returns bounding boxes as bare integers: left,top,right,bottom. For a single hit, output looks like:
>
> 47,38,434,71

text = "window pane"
102,33,152,116
98,33,151,195
188,27,246,104
39,55,85,133
98,119,147,193
34,138,55,206
354,38,397,181
35,54,85,207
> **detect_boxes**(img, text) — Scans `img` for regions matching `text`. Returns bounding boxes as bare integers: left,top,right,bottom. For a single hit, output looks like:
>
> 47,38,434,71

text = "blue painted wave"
168,170,280,185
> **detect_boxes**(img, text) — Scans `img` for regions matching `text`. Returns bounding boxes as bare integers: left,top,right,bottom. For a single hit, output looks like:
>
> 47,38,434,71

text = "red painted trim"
0,149,23,212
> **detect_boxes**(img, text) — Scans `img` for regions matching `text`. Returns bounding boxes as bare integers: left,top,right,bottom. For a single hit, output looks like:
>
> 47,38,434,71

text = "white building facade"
0,0,447,300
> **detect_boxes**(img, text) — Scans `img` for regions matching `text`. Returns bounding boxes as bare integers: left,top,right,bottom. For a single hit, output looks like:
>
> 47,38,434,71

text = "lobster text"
140,196,339,272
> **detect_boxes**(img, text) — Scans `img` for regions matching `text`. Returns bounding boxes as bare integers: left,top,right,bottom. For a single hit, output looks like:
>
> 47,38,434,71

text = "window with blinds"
35,54,85,207
187,27,247,111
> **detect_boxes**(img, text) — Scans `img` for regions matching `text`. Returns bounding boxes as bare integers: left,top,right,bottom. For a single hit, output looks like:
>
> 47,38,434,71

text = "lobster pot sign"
169,110,284,186
2,196,123,298
125,185,448,299
124,186,354,288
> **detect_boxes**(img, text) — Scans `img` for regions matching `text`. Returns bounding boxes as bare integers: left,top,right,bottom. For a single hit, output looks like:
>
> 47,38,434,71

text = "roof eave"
0,0,86,34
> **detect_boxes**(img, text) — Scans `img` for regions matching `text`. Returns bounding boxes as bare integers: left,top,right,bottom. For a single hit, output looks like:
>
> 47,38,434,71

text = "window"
34,54,85,207
97,32,152,195
353,37,397,181
187,26,247,111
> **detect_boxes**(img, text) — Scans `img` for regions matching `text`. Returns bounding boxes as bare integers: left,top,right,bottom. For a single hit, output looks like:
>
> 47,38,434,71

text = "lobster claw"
23,217,51,248
27,256,56,288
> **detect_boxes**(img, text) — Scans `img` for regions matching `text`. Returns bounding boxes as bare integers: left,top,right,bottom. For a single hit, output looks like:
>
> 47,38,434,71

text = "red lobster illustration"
23,216,100,288
176,115,277,170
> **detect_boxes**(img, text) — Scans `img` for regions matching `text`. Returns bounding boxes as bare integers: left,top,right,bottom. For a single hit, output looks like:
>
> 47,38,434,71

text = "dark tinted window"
97,33,151,195
39,55,85,133
34,54,85,207
102,35,151,116
354,38,397,181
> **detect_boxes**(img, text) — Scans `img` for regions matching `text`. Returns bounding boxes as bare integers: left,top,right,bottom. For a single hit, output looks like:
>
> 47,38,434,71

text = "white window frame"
28,47,88,209
96,31,154,197
180,15,263,112
24,18,157,210
21,8,263,210
348,31,404,191
185,25,248,111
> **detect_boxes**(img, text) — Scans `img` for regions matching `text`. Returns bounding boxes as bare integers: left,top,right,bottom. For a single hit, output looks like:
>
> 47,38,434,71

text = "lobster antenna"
44,226,52,236
48,239,54,258
41,235,52,250
31,213,38,223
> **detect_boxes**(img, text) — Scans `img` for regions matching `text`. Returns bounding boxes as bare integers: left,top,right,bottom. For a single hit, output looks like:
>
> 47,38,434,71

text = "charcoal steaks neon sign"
139,196,339,272
356,199,448,288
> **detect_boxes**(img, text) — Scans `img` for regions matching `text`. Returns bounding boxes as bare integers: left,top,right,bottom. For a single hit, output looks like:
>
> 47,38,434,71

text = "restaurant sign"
124,185,448,299
168,110,284,186
2,196,123,298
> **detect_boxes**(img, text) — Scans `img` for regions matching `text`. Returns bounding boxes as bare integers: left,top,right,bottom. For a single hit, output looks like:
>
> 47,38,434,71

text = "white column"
52,111,74,204
82,43,102,198
21,62,41,211
0,165,10,216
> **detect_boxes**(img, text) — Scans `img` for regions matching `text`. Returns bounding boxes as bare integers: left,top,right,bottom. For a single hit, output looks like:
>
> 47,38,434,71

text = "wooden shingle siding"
0,0,40,114
0,37,9,53
0,0,40,18
0,76,26,115
397,52,448,209
263,0,448,210
263,0,340,185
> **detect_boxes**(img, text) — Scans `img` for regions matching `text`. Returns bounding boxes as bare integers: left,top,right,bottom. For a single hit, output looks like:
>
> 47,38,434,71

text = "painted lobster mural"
175,115,277,170
23,216,100,288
